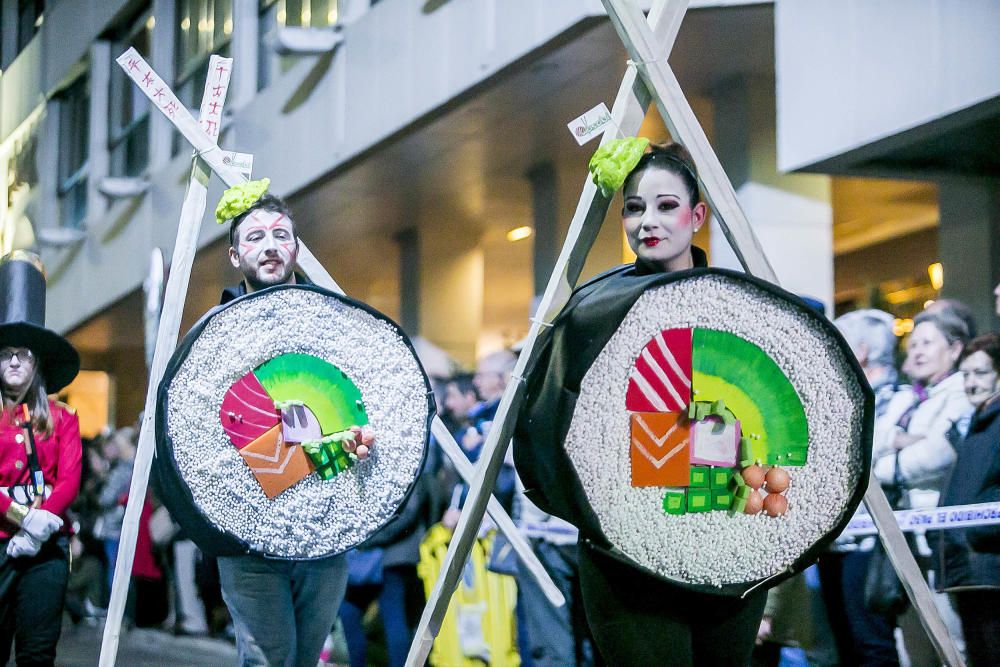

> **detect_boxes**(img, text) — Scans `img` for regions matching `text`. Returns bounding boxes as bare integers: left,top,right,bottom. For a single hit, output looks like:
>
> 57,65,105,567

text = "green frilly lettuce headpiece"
215,178,271,224
588,137,650,197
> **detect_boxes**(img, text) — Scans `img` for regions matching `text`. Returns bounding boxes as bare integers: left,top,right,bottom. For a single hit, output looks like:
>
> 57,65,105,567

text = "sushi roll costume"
514,139,874,665
154,181,434,666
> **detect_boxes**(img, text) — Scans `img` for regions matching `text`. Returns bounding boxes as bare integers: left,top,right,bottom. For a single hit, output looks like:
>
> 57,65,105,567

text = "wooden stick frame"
407,1,964,665
98,49,562,666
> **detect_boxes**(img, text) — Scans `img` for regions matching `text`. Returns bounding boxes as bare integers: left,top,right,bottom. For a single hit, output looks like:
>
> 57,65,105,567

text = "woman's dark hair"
229,194,296,248
623,141,700,206
913,310,971,348
2,367,53,437
960,332,1000,370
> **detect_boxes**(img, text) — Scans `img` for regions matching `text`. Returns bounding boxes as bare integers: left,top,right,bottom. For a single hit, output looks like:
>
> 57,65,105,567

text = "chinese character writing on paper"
207,101,221,116
212,85,225,97
127,58,141,72
142,71,155,87
164,101,179,117
215,64,230,80
153,87,166,103
203,119,219,137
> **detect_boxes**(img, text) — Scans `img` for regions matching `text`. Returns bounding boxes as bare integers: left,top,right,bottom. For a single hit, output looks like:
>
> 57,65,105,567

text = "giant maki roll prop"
518,268,874,596
155,284,434,559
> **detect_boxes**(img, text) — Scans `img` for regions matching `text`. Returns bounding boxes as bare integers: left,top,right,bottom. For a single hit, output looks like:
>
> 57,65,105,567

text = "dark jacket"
937,397,1000,591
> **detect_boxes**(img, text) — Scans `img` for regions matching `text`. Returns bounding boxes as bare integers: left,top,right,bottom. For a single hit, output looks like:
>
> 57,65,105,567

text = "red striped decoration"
625,328,693,413
220,370,281,450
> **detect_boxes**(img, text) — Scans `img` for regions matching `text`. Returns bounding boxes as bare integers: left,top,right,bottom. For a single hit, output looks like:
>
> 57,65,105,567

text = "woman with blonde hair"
0,252,82,666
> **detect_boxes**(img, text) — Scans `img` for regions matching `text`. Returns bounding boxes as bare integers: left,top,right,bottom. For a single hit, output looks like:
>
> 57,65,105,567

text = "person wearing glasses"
0,252,82,667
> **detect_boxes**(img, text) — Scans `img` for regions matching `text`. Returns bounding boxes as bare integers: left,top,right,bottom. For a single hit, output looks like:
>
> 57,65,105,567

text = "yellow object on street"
417,524,520,666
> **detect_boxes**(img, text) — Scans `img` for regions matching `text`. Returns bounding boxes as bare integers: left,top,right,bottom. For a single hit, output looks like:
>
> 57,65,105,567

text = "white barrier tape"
841,501,1000,537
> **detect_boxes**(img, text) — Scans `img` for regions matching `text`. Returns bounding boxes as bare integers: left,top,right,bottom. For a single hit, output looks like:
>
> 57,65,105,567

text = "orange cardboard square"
238,424,315,498
630,412,690,487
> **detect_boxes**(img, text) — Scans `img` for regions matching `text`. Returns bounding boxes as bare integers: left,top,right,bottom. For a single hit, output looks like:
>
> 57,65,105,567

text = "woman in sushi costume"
514,140,767,666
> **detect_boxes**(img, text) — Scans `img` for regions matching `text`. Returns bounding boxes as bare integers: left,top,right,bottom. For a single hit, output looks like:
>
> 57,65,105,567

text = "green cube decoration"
712,488,733,510
690,467,710,488
662,491,686,516
710,467,732,489
687,488,712,513
305,440,355,481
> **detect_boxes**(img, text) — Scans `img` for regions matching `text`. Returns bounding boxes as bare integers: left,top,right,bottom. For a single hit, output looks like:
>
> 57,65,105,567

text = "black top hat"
0,252,80,393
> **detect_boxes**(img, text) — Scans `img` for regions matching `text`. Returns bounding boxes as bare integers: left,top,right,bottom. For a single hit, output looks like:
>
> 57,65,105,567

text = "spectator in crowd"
938,332,1000,667
924,298,979,340
873,309,973,666
821,309,902,665
441,373,478,435
95,427,136,592
442,352,518,529
339,471,429,667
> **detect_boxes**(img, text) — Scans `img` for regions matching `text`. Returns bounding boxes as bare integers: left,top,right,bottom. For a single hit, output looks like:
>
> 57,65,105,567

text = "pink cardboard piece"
281,404,323,443
626,328,692,413
690,417,740,466
220,370,281,450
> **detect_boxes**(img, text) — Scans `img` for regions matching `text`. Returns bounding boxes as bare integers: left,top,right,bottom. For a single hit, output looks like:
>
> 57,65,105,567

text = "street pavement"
38,622,238,666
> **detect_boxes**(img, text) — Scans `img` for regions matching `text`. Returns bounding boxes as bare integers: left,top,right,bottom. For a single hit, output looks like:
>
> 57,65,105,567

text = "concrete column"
395,226,420,336
86,41,111,225
938,178,1000,332
1,0,17,68
526,161,558,297
148,0,175,170
710,76,834,310
229,0,259,110
418,224,483,368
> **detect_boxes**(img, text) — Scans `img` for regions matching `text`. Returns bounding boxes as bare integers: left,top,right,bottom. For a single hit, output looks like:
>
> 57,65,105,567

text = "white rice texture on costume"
164,289,428,559
564,274,865,587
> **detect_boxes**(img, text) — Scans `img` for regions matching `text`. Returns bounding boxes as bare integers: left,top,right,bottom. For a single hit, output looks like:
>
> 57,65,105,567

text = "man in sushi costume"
213,179,349,667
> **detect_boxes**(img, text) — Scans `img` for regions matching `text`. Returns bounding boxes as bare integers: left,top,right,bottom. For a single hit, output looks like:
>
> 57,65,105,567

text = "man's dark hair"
446,373,476,397
229,194,296,248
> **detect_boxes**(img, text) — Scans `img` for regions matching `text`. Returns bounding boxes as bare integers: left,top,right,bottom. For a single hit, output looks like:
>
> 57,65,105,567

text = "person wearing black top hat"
0,251,82,666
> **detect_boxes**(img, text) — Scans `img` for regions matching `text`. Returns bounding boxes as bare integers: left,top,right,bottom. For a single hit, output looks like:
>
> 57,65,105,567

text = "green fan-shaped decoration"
692,329,808,465
254,353,368,434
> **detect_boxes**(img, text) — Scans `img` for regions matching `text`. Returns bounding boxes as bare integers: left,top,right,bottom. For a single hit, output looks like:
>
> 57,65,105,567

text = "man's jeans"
218,553,348,667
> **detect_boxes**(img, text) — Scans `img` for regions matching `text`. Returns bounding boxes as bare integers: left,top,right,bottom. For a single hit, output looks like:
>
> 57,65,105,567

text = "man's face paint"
229,209,299,291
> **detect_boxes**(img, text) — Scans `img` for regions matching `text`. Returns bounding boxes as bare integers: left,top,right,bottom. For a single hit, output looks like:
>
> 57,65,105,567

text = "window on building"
16,0,45,53
109,9,154,177
57,75,90,229
258,0,339,91
174,0,233,153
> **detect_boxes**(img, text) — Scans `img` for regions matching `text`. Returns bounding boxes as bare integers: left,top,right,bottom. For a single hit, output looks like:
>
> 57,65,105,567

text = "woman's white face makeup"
622,167,706,273
960,350,1000,408
905,321,961,385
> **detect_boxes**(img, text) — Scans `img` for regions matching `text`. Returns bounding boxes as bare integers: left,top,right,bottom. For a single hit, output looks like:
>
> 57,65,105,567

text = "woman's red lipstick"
642,237,660,247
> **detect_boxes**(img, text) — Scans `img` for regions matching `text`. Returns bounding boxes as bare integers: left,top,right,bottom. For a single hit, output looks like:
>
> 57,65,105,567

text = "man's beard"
241,256,295,291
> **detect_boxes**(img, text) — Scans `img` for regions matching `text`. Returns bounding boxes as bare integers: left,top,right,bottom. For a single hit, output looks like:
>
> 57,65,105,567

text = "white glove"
21,508,63,542
6,530,42,558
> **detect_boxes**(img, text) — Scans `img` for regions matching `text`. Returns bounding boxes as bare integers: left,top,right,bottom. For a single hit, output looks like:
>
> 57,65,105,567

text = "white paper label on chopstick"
222,151,253,179
567,103,612,145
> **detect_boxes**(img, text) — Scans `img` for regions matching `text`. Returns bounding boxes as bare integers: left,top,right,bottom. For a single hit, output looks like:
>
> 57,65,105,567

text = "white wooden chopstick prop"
100,46,561,667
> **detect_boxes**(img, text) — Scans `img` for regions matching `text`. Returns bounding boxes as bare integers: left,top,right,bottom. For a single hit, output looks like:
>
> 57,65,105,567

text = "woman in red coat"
0,251,82,667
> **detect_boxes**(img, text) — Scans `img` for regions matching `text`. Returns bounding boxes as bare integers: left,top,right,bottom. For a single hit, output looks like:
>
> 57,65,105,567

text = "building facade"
1,0,996,426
